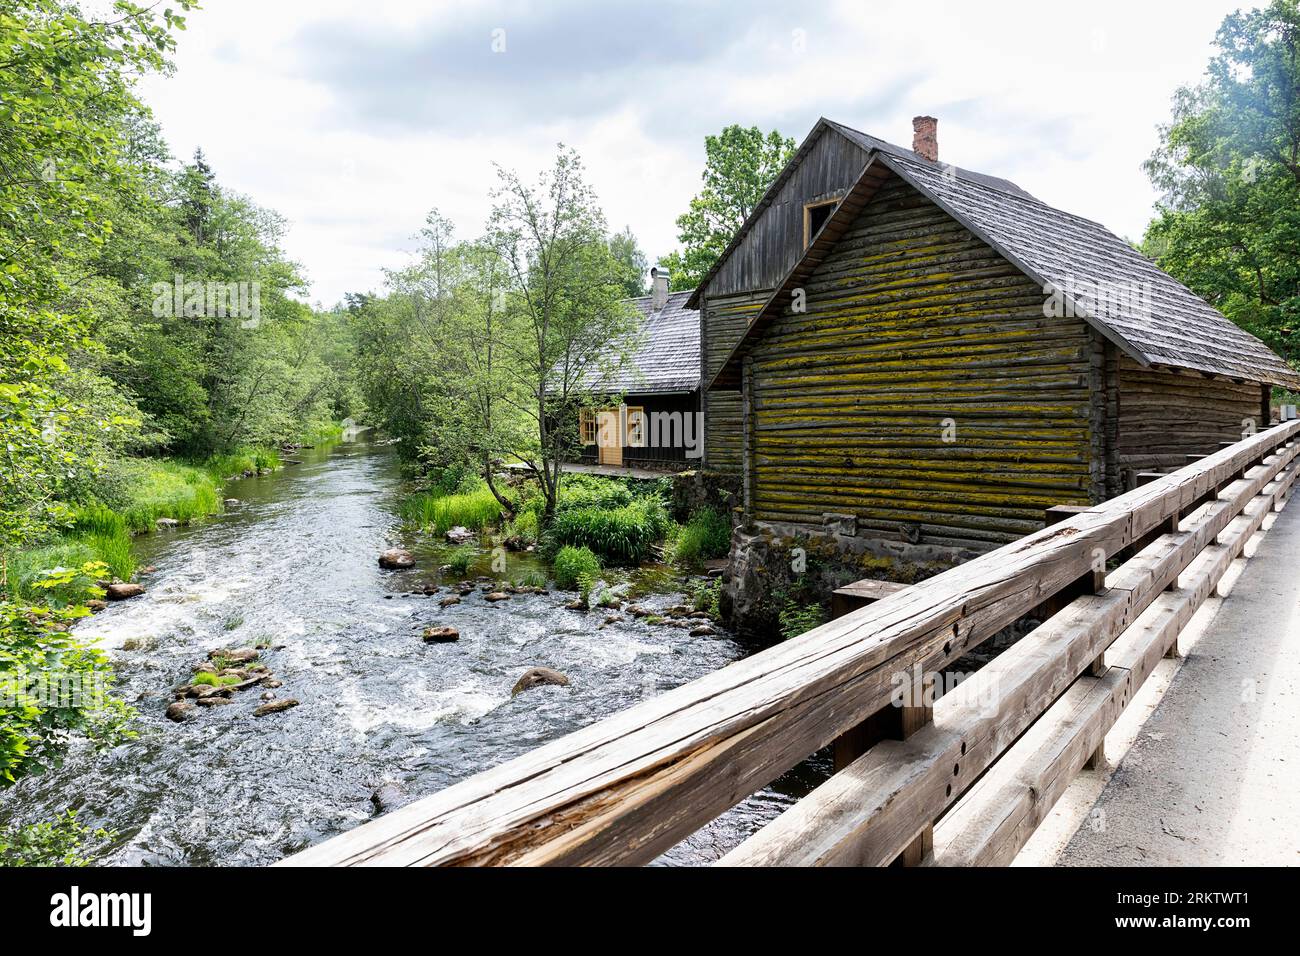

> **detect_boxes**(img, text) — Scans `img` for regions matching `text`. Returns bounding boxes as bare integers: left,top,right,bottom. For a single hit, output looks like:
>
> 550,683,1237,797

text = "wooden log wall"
1114,355,1266,483
747,174,1095,552
702,291,766,473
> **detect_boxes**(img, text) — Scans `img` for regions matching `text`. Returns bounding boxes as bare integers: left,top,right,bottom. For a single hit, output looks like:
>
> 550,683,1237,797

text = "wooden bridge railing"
281,421,1300,867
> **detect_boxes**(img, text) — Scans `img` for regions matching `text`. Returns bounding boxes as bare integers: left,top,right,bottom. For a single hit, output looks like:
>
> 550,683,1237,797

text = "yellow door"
597,408,623,466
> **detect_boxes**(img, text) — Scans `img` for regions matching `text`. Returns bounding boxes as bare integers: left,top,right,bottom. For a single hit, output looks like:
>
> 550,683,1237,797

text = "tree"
483,148,641,517
658,125,796,290
608,227,649,297
1143,0,1300,367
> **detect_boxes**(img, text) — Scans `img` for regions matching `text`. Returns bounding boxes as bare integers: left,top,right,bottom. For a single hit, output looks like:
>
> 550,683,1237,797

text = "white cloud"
136,0,1252,305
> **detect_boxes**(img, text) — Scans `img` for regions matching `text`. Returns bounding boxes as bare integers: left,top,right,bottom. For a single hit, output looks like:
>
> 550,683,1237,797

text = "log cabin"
696,116,1300,560
571,267,703,471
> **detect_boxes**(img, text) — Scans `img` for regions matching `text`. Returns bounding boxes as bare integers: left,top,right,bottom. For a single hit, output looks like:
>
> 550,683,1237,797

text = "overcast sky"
136,0,1254,308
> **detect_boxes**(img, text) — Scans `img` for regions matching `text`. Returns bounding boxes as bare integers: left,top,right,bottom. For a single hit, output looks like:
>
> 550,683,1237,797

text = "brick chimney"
912,115,938,162
650,265,670,311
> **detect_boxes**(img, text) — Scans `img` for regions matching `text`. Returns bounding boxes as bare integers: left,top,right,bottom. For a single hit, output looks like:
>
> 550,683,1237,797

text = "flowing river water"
1,438,827,865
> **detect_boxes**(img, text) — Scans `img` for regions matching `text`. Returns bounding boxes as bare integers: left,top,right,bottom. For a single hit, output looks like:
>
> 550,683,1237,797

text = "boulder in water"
438,594,461,608
378,548,415,569
209,647,259,664
484,591,510,603
510,667,570,696
254,698,299,716
105,582,145,601
422,626,460,643
224,498,240,506
371,783,407,813
445,526,475,544
166,700,196,722
156,517,180,529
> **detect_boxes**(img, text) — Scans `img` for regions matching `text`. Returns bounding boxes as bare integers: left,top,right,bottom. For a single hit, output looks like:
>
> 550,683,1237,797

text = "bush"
778,599,826,641
0,810,114,867
401,483,505,535
669,508,731,567
548,498,671,563
553,545,601,590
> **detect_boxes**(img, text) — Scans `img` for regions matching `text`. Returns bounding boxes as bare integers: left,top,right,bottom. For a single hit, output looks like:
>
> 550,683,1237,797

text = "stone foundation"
669,469,741,523
720,520,962,641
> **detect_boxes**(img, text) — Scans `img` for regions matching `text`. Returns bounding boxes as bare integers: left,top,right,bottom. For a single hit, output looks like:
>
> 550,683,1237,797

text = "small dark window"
803,199,838,247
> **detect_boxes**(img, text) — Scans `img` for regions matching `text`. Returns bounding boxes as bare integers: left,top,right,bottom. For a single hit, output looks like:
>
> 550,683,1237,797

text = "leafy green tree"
1143,0,1300,366
484,147,641,517
608,227,649,297
659,125,796,290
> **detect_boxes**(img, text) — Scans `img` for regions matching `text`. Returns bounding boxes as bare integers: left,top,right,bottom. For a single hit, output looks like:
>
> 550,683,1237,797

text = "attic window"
803,199,838,247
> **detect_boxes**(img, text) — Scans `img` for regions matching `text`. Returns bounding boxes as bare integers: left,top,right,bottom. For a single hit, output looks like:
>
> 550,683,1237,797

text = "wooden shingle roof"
712,125,1300,390
576,289,699,395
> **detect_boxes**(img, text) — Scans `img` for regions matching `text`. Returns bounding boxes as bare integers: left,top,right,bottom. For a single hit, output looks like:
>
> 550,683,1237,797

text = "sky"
135,0,1257,308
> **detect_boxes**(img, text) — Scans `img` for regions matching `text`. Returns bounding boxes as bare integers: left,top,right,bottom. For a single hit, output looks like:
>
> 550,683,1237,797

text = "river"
0,438,827,865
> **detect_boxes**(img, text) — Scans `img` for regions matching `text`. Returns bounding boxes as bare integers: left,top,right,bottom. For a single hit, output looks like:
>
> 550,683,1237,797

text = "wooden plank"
280,424,1300,867
931,463,1295,866
717,439,1297,867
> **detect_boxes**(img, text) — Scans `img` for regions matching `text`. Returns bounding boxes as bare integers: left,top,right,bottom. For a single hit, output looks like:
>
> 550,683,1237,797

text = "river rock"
422,626,460,643
165,700,196,722
690,624,718,637
261,691,276,701
197,695,232,707
224,498,240,506
371,783,406,813
378,548,415,569
156,517,180,528
209,647,259,664
510,667,570,696
438,595,461,608
484,591,510,603
192,684,229,699
254,698,299,717
86,599,108,613
263,678,283,689
105,582,145,601
445,526,475,544
603,614,622,625
564,599,586,611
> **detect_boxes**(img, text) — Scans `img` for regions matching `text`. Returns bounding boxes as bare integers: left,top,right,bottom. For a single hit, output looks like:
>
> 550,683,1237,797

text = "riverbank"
0,438,821,866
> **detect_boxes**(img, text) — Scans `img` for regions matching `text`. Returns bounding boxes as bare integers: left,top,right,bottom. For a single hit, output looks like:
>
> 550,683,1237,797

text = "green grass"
190,671,242,687
401,483,505,535
3,501,138,602
116,459,223,533
299,422,345,446
547,497,671,564
669,508,731,567
446,546,476,576
202,446,281,482
553,545,601,590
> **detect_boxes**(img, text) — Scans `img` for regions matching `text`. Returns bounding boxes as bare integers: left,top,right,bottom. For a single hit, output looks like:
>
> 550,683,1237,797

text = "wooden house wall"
746,174,1097,553
1112,356,1266,482
703,291,767,472
575,391,700,469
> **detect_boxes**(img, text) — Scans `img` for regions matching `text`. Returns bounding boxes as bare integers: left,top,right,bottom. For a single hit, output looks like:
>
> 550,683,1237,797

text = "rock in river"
438,595,461,608
209,647,259,664
510,667,570,696
254,698,299,717
165,700,196,722
422,626,460,643
444,526,475,544
378,548,415,570
105,582,145,601
484,591,510,603
156,517,180,528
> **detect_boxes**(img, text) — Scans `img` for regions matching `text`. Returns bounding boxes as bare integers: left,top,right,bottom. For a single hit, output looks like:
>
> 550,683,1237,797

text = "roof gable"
710,136,1300,391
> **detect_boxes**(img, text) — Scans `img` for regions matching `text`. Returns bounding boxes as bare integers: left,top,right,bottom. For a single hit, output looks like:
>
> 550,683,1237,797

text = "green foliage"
659,125,796,290
778,599,827,642
401,483,505,535
190,671,240,688
0,809,114,867
446,546,476,576
115,460,222,533
0,595,135,786
669,508,731,567
548,497,671,564
690,578,722,620
1143,0,1300,366
553,545,601,590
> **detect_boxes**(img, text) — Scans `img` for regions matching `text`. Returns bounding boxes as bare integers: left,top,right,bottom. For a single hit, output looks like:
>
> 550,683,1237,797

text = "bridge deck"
1059,497,1300,865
